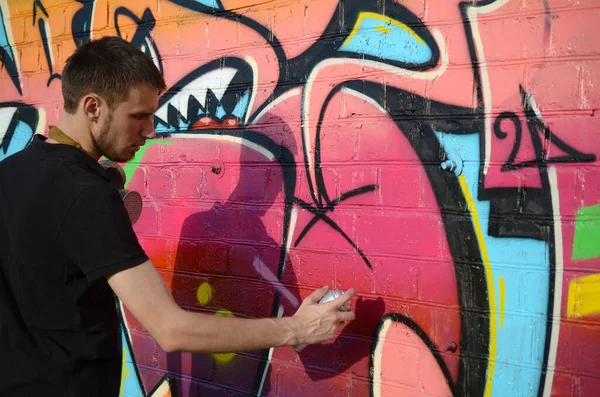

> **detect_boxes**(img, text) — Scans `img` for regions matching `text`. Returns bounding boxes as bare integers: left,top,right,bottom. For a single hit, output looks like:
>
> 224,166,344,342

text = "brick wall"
1,0,599,396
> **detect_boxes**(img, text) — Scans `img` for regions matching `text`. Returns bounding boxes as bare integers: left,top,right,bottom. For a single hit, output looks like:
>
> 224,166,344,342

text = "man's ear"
81,94,103,122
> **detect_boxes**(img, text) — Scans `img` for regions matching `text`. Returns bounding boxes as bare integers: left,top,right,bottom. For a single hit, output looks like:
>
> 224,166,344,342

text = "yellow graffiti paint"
499,276,505,327
567,273,600,318
458,175,497,397
374,24,391,35
213,309,236,364
148,378,172,397
119,342,130,397
343,11,425,48
196,281,213,306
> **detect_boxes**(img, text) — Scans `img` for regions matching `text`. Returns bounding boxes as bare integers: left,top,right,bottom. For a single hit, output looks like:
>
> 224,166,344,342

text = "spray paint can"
98,159,143,224
293,289,349,352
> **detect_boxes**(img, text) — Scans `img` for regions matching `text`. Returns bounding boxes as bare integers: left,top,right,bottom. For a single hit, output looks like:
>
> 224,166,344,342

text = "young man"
0,36,355,396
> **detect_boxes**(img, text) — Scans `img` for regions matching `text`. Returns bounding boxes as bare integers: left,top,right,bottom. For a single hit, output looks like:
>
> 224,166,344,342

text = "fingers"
324,288,356,310
336,311,356,322
304,285,329,304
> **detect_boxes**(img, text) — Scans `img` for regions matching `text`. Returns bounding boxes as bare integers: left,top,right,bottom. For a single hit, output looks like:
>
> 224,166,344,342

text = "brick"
550,8,600,57
275,363,351,397
159,202,219,239
158,136,222,164
284,248,335,289
227,166,270,203
196,382,236,397
173,166,204,199
526,62,581,112
126,331,160,369
9,17,27,45
380,166,423,208
209,277,276,318
418,259,459,307
556,321,600,377
334,166,380,207
220,204,284,245
228,242,277,280
581,375,600,396
146,166,175,199
139,236,175,270
316,124,359,163
27,71,63,103
580,165,600,208
549,371,578,397
157,350,213,383
133,202,159,235
212,352,270,392
291,206,356,253
0,73,22,100
354,210,443,259
18,43,41,73
141,368,200,397
168,271,214,309
175,239,228,275
372,256,419,300
475,14,549,62
580,61,600,110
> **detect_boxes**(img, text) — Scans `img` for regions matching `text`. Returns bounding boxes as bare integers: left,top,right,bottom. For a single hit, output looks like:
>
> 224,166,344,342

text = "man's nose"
142,119,157,139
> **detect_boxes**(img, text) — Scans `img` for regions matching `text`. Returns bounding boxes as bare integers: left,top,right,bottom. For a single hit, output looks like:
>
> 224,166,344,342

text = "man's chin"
103,152,134,164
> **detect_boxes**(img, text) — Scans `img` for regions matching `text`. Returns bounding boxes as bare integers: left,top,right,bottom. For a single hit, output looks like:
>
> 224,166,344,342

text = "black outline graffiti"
152,127,297,396
33,0,61,86
369,314,456,397
0,102,39,157
116,297,178,396
167,0,288,87
146,1,487,396
292,185,378,270
459,1,594,396
493,87,596,172
114,7,164,75
154,57,253,131
45,0,592,396
72,0,95,47
0,3,22,95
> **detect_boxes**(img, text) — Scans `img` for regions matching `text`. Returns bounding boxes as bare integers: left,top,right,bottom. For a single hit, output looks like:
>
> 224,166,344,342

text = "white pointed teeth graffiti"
154,59,254,134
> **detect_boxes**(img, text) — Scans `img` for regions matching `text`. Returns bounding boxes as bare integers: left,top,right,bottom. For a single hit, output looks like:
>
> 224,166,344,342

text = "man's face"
92,84,159,162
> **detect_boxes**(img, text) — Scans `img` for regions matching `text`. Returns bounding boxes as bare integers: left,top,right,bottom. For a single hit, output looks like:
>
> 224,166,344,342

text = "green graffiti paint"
123,139,172,188
573,203,600,260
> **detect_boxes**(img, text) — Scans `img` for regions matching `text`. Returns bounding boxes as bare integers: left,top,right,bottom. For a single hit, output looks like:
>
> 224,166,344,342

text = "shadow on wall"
166,131,300,395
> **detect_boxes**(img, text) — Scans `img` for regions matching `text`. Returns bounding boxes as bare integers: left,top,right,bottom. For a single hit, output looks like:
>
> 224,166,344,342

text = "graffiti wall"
1,0,599,395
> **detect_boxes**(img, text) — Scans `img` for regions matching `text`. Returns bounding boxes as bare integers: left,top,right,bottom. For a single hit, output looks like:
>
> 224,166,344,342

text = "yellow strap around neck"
48,126,82,149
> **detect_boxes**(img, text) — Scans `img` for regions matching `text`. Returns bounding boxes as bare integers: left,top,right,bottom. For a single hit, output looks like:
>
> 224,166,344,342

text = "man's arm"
107,260,356,354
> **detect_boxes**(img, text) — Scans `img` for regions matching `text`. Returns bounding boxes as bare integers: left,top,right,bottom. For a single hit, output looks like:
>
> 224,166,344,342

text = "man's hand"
290,286,356,346
108,261,357,353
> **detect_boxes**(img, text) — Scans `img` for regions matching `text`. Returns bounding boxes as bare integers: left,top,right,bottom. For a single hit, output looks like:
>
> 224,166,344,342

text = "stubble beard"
91,111,133,163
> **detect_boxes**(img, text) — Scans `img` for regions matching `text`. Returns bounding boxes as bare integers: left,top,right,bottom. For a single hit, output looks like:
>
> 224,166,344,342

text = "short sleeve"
58,187,149,281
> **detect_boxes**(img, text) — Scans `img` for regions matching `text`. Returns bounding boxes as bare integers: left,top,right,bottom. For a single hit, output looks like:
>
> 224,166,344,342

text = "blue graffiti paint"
195,0,220,8
215,104,227,120
0,6,14,63
339,14,432,65
169,0,222,11
120,332,145,397
435,131,549,397
0,120,33,161
231,90,250,120
0,4,21,94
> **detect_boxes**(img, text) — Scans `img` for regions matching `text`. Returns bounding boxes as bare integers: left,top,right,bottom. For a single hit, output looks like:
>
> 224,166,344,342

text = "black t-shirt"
0,134,149,396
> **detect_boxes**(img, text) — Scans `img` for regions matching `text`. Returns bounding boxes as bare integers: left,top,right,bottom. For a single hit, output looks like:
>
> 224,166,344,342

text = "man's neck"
52,115,101,160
